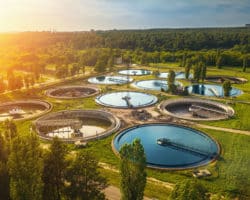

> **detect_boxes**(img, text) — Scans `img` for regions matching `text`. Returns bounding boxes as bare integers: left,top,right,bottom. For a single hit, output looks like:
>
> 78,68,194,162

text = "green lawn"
203,103,250,130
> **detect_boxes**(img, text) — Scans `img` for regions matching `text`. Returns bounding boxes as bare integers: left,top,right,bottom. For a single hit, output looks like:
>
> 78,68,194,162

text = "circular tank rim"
95,91,158,109
34,109,121,143
187,83,243,97
88,75,133,85
118,69,152,76
45,85,99,99
158,98,235,121
112,122,221,170
0,99,53,121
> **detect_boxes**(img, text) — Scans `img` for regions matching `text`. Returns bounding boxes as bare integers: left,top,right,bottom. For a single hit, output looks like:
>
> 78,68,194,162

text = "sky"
0,0,250,32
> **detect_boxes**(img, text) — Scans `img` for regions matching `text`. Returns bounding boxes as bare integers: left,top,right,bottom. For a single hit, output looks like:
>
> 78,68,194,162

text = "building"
246,24,250,27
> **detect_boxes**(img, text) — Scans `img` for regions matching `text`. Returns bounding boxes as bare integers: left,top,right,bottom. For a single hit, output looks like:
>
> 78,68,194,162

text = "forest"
1,27,250,51
0,27,250,92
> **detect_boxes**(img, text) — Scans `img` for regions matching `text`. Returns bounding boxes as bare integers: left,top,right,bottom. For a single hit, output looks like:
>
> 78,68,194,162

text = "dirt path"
99,162,174,190
100,161,174,200
103,185,152,200
195,124,250,136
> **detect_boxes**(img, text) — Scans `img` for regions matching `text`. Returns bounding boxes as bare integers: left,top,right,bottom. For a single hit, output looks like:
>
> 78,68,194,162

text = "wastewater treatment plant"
1,62,249,199
1,28,250,200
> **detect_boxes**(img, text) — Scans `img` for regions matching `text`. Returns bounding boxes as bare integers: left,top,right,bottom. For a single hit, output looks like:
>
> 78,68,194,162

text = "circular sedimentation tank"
158,72,193,79
113,123,220,170
95,91,158,108
35,110,120,143
132,79,181,91
46,85,99,99
206,76,247,84
187,84,242,97
159,98,234,121
88,75,133,85
0,100,52,121
118,69,152,76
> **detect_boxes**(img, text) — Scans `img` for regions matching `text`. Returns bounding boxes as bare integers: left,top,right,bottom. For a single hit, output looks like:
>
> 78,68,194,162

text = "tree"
0,77,6,93
8,133,44,200
223,80,232,97
216,49,222,69
0,133,10,200
7,70,24,91
180,52,187,67
242,55,249,72
23,75,30,88
141,52,148,65
107,56,114,72
65,150,107,200
15,75,24,89
153,70,160,78
70,63,80,76
119,139,146,200
201,64,207,82
170,180,208,200
168,70,176,94
55,64,69,79
184,59,192,79
30,74,35,87
4,119,17,141
193,64,201,82
42,137,68,200
94,56,107,72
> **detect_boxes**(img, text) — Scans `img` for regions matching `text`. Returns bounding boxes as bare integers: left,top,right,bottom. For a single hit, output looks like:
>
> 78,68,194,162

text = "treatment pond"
95,91,157,108
158,72,193,79
113,124,220,170
88,75,132,85
187,84,242,97
118,69,152,76
132,80,181,91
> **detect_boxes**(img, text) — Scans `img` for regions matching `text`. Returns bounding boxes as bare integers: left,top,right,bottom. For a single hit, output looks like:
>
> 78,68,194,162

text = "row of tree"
0,70,38,93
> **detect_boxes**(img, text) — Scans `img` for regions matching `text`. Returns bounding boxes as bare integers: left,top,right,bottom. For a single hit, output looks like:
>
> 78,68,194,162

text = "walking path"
99,162,174,189
195,124,250,136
